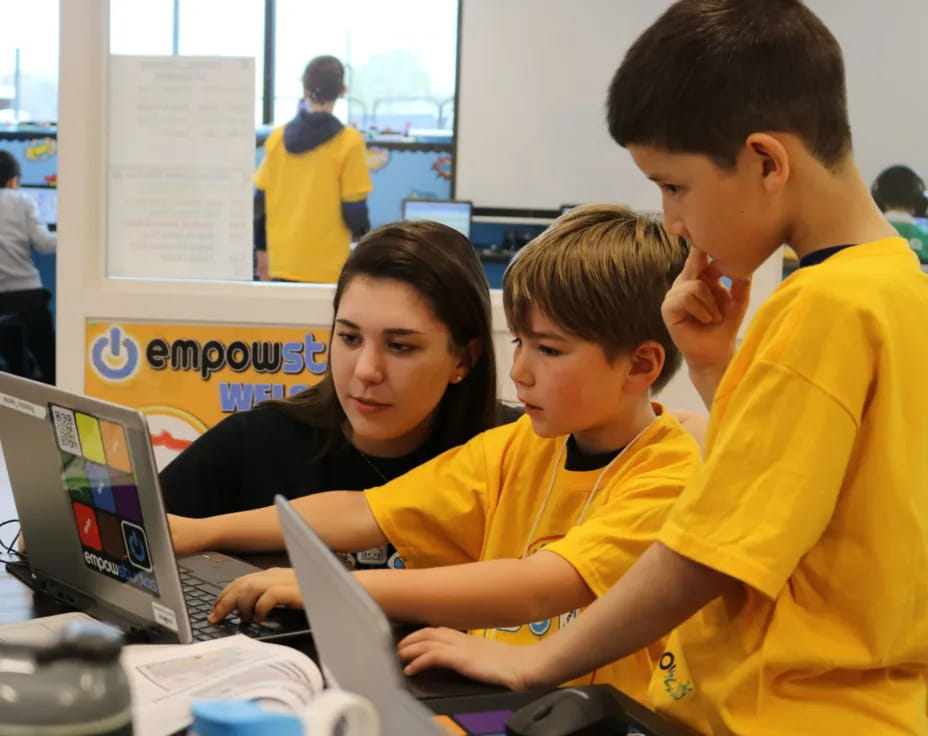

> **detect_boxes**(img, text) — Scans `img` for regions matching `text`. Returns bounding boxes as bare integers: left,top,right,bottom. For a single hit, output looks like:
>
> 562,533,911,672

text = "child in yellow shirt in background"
255,55,372,283
398,1,928,733
170,204,700,702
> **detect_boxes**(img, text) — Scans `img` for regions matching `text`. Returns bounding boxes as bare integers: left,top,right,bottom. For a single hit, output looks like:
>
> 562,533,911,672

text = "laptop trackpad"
178,552,262,586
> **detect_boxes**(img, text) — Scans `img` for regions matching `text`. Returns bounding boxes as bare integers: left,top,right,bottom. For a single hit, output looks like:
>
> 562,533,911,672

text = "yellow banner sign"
85,321,329,469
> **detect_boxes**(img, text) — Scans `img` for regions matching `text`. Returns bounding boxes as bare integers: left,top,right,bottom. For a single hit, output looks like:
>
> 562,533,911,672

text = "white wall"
807,0,928,185
456,0,665,211
458,0,928,209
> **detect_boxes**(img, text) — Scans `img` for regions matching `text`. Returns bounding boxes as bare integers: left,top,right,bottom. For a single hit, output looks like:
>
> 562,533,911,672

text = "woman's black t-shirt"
158,404,520,569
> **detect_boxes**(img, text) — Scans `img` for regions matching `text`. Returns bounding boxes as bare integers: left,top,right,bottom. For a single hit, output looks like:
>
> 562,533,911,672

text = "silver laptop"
0,372,308,644
277,494,450,735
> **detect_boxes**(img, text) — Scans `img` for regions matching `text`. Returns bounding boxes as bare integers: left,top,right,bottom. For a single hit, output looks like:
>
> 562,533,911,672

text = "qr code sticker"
51,405,83,456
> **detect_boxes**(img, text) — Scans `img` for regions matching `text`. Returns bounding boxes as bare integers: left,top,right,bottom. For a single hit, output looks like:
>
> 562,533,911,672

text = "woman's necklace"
353,444,390,484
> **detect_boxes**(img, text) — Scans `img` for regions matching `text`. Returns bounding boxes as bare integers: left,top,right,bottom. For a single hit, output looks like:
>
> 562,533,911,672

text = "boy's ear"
744,132,790,194
623,341,665,394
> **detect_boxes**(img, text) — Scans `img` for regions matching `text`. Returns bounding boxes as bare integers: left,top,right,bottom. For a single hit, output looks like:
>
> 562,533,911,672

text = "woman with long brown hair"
160,220,505,569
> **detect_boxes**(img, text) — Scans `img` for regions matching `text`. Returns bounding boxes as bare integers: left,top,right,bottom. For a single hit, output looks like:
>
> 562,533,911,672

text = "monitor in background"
20,185,58,226
913,216,928,231
402,199,472,239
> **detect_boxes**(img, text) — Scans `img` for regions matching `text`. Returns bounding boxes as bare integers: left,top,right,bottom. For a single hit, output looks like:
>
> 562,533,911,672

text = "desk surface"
0,482,45,626
0,484,691,736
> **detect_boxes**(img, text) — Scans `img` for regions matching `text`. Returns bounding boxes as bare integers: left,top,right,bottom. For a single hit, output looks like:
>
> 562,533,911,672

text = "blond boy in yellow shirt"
169,205,699,701
398,1,928,733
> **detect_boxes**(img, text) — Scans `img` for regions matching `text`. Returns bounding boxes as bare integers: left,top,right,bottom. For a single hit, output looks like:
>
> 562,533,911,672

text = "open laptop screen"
402,199,472,239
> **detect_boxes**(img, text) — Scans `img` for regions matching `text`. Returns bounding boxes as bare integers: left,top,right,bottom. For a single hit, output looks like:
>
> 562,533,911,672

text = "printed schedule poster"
107,55,255,281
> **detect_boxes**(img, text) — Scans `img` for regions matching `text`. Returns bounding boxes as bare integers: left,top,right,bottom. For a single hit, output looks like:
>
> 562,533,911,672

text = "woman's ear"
451,339,483,383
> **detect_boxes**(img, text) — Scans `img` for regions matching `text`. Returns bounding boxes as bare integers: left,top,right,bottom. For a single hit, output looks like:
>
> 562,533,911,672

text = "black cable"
0,518,23,561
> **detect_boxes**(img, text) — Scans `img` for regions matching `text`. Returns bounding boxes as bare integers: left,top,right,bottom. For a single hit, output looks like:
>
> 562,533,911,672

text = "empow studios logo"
91,326,140,382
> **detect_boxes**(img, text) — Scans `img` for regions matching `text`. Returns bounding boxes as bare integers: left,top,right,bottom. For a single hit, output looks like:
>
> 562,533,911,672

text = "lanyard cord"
520,418,657,560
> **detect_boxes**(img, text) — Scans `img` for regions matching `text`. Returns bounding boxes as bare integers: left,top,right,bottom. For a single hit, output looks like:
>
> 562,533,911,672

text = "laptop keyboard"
178,566,283,641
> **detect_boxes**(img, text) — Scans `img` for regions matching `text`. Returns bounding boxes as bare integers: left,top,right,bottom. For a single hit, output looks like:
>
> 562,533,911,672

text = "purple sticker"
453,710,514,735
113,482,143,523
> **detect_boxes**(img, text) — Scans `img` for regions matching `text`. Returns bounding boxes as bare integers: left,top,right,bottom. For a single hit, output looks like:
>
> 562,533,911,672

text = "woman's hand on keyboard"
208,567,302,624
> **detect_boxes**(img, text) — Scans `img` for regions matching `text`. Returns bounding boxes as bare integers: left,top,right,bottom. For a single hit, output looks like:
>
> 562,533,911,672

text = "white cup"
299,689,379,736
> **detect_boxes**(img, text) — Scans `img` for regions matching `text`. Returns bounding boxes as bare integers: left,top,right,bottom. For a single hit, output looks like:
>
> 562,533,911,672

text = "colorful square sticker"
111,476,143,523
75,413,106,465
121,521,152,572
72,502,102,551
100,420,132,473
96,511,127,560
86,462,117,513
56,408,159,598
62,454,92,506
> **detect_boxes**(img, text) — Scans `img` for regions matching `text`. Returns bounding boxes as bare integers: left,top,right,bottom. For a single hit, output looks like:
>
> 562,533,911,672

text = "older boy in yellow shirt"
170,205,699,701
399,1,928,733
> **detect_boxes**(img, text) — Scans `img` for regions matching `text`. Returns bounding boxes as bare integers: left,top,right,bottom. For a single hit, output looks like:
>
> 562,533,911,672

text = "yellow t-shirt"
255,125,372,283
649,238,928,735
366,406,700,704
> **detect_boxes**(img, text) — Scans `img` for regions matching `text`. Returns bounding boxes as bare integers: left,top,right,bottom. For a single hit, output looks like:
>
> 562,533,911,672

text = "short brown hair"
607,0,851,169
504,205,688,392
302,55,345,103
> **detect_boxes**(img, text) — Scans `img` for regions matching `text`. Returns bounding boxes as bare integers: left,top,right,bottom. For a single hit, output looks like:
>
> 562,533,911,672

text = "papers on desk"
0,611,98,645
124,634,324,736
0,615,326,735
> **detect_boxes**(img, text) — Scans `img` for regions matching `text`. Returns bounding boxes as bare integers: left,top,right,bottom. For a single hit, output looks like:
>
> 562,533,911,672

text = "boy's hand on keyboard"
208,567,302,624
398,627,533,691
168,514,212,557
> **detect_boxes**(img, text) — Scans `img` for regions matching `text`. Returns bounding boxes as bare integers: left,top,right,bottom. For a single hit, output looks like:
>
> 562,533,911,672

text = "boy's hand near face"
662,248,751,407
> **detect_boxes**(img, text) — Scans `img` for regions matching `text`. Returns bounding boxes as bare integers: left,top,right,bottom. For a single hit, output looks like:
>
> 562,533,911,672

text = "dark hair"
607,0,851,169
267,220,499,455
302,56,345,103
871,165,928,216
0,150,20,186
505,204,688,393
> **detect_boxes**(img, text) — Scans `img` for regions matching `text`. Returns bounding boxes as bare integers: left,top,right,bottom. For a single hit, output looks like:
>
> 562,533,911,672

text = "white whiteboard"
806,0,928,186
456,0,666,211
456,0,928,210
107,56,255,281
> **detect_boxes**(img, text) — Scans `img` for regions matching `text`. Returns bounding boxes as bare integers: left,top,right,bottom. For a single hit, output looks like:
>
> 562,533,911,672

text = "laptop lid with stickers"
0,372,197,643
